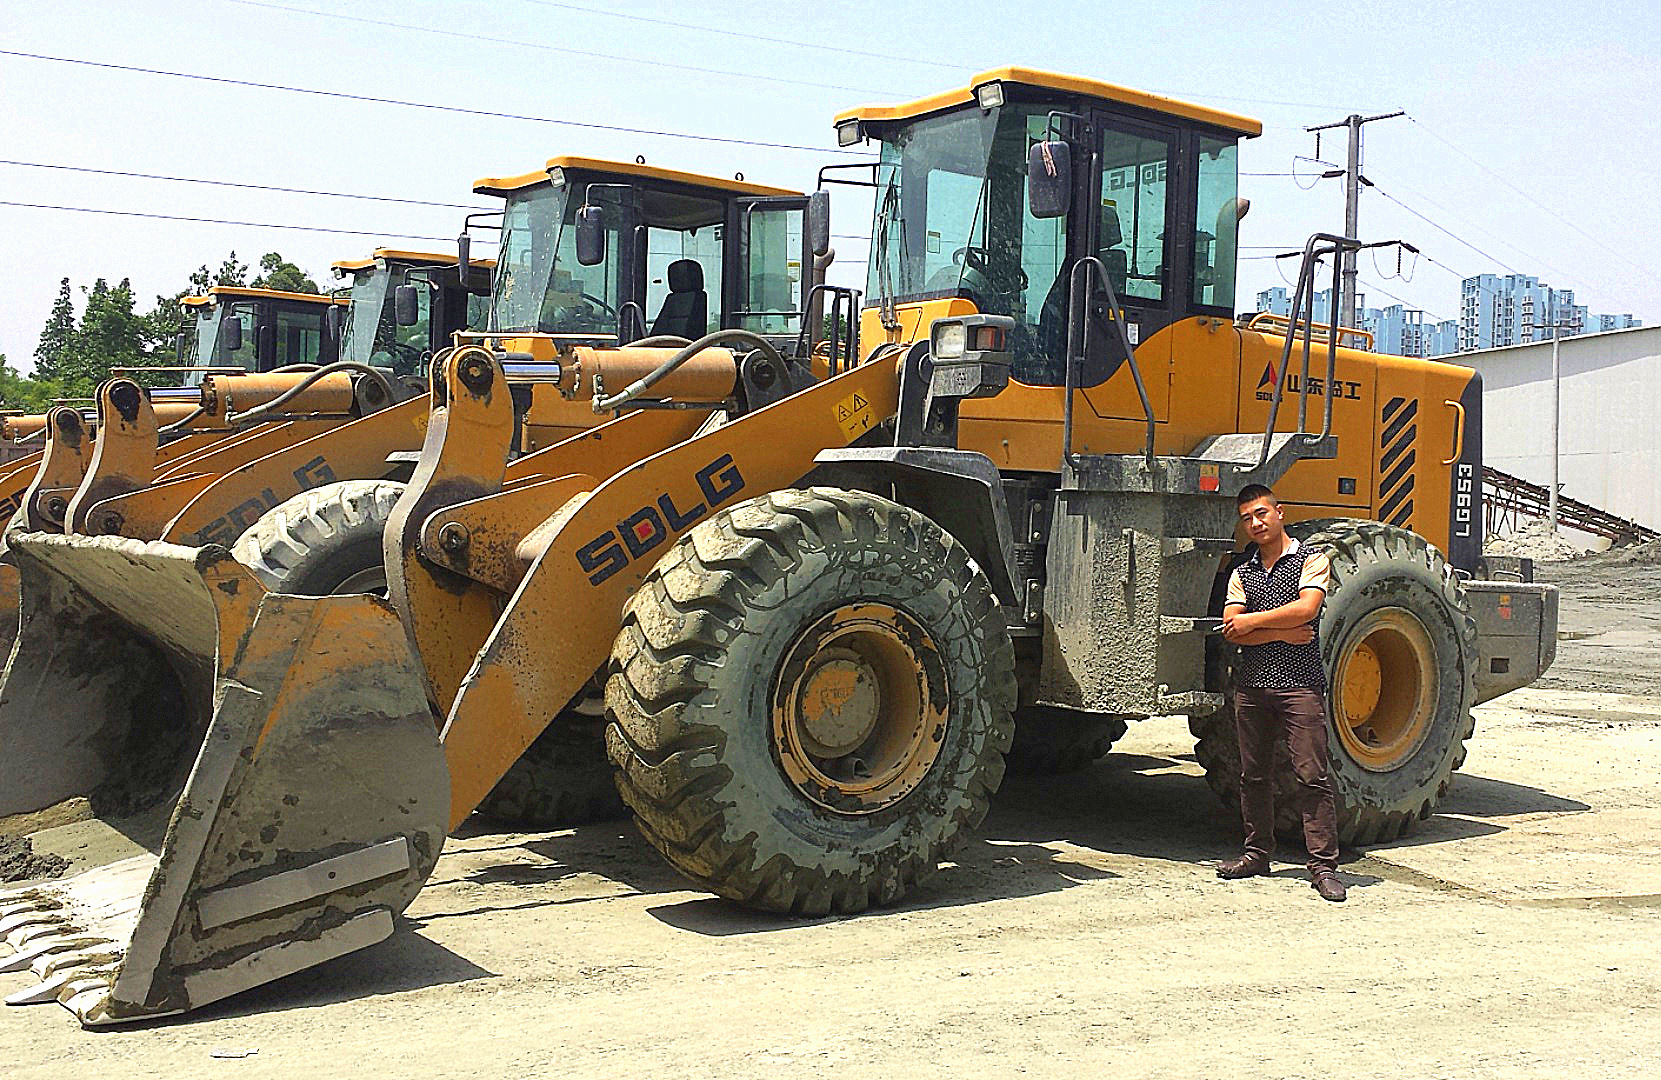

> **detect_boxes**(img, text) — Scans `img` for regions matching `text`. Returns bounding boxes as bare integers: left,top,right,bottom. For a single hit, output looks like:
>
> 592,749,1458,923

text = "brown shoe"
1312,871,1347,902
1216,854,1270,879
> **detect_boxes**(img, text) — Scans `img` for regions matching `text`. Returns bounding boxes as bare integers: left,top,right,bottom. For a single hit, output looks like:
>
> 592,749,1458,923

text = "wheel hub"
795,648,882,757
1333,607,1436,771
771,602,948,814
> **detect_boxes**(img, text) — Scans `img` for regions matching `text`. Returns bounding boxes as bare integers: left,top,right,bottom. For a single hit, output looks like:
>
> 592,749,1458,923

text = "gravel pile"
0,833,69,883
1584,538,1661,568
1485,520,1590,562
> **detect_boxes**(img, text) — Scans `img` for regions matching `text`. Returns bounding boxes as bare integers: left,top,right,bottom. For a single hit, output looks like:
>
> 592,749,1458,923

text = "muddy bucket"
0,534,448,1025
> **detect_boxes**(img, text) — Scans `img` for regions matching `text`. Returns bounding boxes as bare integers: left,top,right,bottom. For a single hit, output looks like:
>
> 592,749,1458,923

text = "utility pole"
1306,110,1405,329
1549,320,1562,534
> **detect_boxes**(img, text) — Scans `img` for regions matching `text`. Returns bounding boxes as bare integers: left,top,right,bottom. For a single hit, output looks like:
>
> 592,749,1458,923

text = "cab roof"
835,66,1262,138
472,155,800,198
330,248,497,272
180,286,349,308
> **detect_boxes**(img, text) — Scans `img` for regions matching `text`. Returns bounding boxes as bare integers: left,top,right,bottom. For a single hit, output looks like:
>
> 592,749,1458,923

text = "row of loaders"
0,75,1556,1026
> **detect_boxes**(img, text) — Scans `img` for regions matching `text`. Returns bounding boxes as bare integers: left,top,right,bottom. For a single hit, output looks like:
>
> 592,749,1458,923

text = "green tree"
63,278,145,391
0,354,61,412
33,278,76,382
250,251,320,294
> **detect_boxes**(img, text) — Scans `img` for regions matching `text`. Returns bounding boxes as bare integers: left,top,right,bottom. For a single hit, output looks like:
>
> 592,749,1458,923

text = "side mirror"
806,190,831,258
175,330,189,362
257,323,276,368
394,284,421,326
1027,140,1072,219
456,231,478,292
575,204,606,266
221,314,243,354
325,302,346,342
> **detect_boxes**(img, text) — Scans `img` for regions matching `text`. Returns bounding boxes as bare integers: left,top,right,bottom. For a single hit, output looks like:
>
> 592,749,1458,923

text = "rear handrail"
1062,255,1156,471
790,283,861,375
1242,312,1374,351
1258,233,1352,467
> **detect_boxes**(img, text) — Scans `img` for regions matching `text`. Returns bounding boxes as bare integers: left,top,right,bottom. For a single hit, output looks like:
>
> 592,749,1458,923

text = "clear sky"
2,0,1657,369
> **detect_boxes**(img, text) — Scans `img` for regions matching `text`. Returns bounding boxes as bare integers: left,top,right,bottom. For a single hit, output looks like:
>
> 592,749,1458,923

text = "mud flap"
0,535,447,1025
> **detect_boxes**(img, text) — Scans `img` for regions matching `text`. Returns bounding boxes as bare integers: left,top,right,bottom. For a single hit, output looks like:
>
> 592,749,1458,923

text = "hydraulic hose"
229,361,398,423
157,404,207,436
591,330,784,412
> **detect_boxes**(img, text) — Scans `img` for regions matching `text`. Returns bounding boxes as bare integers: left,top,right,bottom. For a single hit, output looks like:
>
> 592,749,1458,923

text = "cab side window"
1098,129,1169,303
737,208,804,335
645,223,722,340
274,309,324,368
1193,136,1239,310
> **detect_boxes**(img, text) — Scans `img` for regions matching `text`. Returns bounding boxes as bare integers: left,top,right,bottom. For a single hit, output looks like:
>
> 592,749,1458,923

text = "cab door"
727,195,810,337
1076,112,1177,424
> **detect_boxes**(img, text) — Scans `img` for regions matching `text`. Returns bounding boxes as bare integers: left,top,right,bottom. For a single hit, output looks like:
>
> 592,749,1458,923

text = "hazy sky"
3,0,1657,369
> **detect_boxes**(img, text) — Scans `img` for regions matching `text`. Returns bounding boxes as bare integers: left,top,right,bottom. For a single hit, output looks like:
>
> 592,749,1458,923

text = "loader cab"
180,286,349,382
332,250,494,377
473,156,817,356
839,68,1257,388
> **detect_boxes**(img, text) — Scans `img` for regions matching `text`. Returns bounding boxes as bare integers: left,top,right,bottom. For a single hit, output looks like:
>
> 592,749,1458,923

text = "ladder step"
1157,690,1226,716
1162,537,1239,557
1159,616,1222,635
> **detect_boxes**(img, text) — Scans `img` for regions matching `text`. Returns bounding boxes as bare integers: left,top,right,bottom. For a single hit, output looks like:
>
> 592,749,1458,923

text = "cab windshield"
867,104,1068,375
341,265,430,375
489,183,624,336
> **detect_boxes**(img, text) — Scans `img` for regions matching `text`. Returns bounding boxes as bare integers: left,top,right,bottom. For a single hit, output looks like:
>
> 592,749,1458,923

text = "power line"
1359,276,1452,324
1364,166,1582,288
0,51,867,157
0,200,483,243
0,159,488,210
1368,182,1526,278
517,0,1356,111
1406,114,1661,289
227,0,905,98
516,0,964,71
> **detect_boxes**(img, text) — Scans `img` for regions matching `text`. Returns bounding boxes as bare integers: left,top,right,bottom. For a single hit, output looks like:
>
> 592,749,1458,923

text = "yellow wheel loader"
0,258,487,656
0,70,1556,1027
0,157,835,1023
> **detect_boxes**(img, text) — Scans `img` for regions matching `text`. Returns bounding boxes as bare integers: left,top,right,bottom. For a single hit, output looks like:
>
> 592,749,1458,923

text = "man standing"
1216,484,1347,902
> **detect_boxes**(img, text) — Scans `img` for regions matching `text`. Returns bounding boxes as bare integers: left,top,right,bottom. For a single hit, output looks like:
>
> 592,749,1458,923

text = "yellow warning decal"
835,390,874,442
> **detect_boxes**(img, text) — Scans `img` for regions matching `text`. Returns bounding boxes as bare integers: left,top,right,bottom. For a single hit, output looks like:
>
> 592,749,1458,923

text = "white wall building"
1460,324,1661,534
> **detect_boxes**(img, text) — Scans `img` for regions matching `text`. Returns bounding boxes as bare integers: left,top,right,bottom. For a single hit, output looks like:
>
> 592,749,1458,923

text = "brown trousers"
1232,686,1340,872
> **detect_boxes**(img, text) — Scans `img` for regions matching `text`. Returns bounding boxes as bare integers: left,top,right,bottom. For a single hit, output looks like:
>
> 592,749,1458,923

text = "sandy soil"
3,556,1658,1078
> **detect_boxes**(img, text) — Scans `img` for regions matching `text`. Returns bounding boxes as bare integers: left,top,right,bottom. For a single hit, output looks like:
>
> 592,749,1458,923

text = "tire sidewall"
1328,554,1474,807
1306,523,1477,824
232,480,403,595
687,495,1006,874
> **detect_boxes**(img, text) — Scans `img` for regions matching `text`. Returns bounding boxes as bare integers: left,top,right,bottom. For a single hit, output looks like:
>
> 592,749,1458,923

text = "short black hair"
1236,483,1277,507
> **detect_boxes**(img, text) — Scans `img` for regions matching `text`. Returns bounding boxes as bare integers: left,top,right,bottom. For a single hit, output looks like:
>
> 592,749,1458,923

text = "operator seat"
1033,212,1131,379
650,259,708,341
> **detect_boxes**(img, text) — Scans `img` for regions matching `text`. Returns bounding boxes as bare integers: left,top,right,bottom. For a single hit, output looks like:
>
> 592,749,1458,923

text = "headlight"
932,321,967,360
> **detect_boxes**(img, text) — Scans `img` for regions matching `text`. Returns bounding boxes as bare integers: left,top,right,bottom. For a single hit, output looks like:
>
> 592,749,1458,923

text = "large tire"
1005,705,1129,775
1191,520,1478,845
606,487,1017,915
232,479,404,595
472,694,624,828
234,479,620,827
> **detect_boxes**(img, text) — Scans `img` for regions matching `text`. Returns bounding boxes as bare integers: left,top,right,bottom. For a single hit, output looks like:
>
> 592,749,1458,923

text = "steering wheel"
377,340,427,374
952,246,991,272
579,292,618,318
952,246,1028,290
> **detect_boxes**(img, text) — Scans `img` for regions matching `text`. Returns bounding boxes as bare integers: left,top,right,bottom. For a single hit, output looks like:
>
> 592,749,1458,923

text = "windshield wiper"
874,178,902,330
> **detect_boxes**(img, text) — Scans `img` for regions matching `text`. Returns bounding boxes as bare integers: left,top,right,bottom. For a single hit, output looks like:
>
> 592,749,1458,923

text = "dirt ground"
3,551,1659,1079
